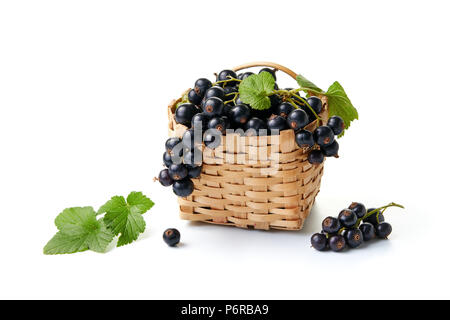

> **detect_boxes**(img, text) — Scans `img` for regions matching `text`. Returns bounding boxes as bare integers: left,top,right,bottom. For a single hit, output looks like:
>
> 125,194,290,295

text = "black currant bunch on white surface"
311,202,404,252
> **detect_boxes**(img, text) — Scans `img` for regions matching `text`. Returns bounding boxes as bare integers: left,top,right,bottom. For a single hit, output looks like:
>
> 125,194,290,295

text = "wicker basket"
167,62,328,230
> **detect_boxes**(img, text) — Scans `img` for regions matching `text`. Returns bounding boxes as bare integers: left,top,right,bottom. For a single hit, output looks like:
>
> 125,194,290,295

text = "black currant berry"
203,86,225,101
191,112,210,131
321,140,339,158
267,115,288,134
322,216,341,234
194,78,212,96
359,223,376,241
308,150,324,165
208,116,226,134
163,151,173,167
277,102,295,118
245,117,268,135
230,104,251,125
222,116,231,129
344,229,364,248
168,163,188,181
363,208,385,225
172,178,194,197
182,128,200,150
165,137,181,155
327,116,345,135
270,94,282,109
306,96,323,114
287,109,309,130
238,72,254,80
158,169,174,187
223,86,238,102
295,130,314,148
175,103,199,126
376,222,392,239
329,234,346,252
187,164,202,178
338,209,358,228
183,148,202,167
313,126,335,147
202,97,224,117
311,233,328,251
203,130,222,149
259,68,277,81
349,202,367,219
216,69,238,87
188,89,202,106
163,228,181,247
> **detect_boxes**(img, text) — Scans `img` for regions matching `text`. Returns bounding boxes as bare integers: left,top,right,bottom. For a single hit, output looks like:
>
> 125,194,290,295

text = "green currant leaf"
296,73,323,93
238,72,275,110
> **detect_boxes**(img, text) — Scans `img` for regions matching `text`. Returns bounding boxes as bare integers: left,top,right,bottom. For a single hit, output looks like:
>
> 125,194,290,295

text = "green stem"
357,202,405,226
213,77,241,86
290,92,321,123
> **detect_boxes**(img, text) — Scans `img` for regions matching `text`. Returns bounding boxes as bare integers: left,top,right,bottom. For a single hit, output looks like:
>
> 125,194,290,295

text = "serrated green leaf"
296,74,323,93
238,72,275,110
325,81,358,134
97,196,127,216
126,191,154,214
44,232,89,255
55,206,99,236
116,211,146,247
85,219,115,253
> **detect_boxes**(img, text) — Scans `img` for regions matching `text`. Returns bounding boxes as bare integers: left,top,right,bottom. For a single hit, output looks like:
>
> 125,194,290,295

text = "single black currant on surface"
313,126,335,147
259,68,277,81
216,69,238,87
349,202,367,219
359,223,376,241
163,151,173,167
344,228,364,248
338,209,358,228
163,228,181,247
321,140,339,158
203,130,222,149
223,86,238,101
172,178,194,197
165,137,181,155
158,169,174,187
191,112,210,131
237,72,254,80
277,102,295,118
308,150,324,165
311,233,328,251
267,115,288,133
203,86,225,101
376,222,392,239
245,117,268,135
208,116,226,134
182,128,200,150
202,97,224,117
194,78,212,96
327,116,345,135
322,216,341,234
230,104,251,125
295,130,314,148
183,148,202,167
187,164,202,178
188,89,202,106
168,163,188,181
287,109,309,130
329,234,346,252
363,208,385,225
175,103,199,126
306,96,323,114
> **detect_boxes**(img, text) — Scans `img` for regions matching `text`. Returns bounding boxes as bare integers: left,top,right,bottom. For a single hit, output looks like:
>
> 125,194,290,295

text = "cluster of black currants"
311,202,397,252
156,136,203,197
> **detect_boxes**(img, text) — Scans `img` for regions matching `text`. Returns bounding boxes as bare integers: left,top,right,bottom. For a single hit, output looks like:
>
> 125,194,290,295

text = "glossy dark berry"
163,228,181,247
277,102,295,118
222,116,231,129
251,105,275,120
376,222,392,239
203,86,225,101
306,96,323,114
270,94,282,109
329,234,346,252
363,208,385,225
188,89,202,105
295,130,314,148
311,233,328,251
230,104,251,125
321,140,339,157
238,72,254,80
267,115,288,134
359,223,376,241
175,103,199,126
344,229,364,248
245,117,268,135
187,164,202,178
191,112,210,131
194,78,212,96
313,126,335,147
259,68,277,81
182,128,201,150
216,69,238,87
327,116,345,135
183,148,202,167
202,97,224,117
322,216,341,234
168,163,188,181
172,178,194,197
158,169,173,187
203,130,222,149
349,202,367,219
287,109,309,130
165,137,181,155
308,150,324,165
163,151,173,167
208,116,226,134
223,86,238,102
338,209,358,228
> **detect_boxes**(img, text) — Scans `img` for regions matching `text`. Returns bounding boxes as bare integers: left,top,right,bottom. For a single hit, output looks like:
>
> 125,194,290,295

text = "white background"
1,0,449,300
